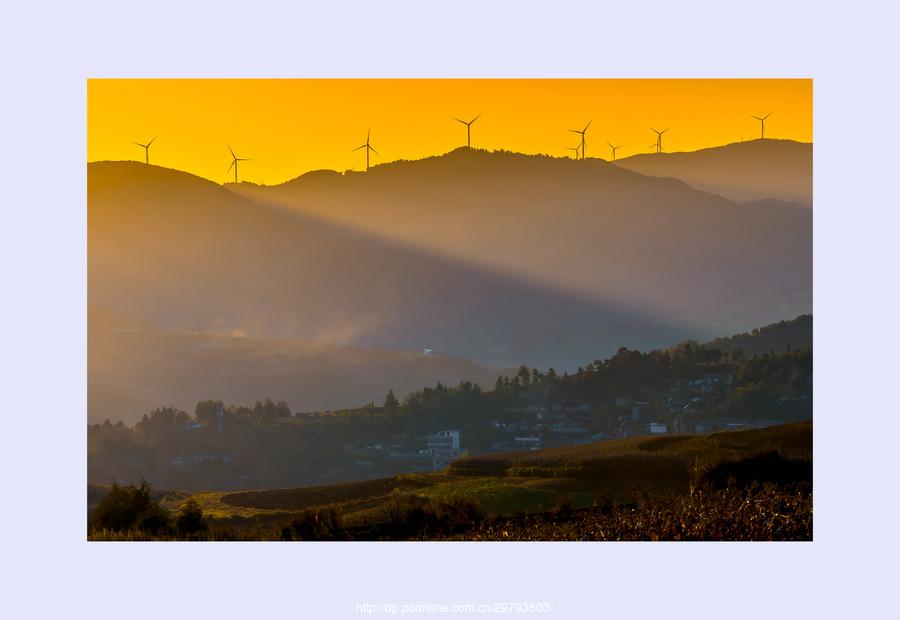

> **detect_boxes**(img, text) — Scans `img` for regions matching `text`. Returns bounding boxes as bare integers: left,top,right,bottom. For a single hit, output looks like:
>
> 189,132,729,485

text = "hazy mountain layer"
232,147,812,335
88,310,507,424
614,139,812,206
89,161,690,377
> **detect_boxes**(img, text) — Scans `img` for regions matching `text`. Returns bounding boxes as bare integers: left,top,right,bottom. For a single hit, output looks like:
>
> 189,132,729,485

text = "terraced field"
154,421,811,537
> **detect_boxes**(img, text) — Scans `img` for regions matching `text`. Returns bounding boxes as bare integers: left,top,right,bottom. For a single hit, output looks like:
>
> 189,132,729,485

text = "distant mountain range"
614,139,812,207
88,143,811,422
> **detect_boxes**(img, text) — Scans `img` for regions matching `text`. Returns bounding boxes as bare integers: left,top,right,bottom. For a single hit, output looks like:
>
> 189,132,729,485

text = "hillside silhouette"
231,147,811,336
614,139,812,206
700,314,812,357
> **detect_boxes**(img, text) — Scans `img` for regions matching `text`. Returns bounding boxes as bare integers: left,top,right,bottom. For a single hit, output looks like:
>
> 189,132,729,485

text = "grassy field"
89,422,812,540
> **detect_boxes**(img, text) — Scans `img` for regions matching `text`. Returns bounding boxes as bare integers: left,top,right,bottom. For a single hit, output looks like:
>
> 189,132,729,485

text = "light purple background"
1,0,897,618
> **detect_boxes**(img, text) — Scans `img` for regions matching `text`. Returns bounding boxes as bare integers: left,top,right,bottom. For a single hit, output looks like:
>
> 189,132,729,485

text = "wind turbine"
606,141,623,161
353,129,378,171
568,121,591,159
453,114,481,148
650,127,669,153
227,145,249,183
565,145,581,160
751,112,772,139
132,137,156,164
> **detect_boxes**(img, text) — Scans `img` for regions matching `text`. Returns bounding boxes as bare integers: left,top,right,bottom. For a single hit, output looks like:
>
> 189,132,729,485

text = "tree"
89,480,171,535
134,407,191,451
516,365,531,387
728,382,773,419
195,399,223,427
384,389,400,413
253,398,292,424
174,499,208,536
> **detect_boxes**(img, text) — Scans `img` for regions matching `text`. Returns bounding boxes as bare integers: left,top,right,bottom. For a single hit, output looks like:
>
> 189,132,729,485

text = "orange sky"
88,79,812,185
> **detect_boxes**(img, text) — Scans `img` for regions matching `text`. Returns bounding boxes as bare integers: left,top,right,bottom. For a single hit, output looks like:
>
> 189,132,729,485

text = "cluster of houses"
603,373,742,438
483,372,765,452
157,372,790,484
487,401,612,452
327,429,466,482
170,454,236,467
330,373,763,479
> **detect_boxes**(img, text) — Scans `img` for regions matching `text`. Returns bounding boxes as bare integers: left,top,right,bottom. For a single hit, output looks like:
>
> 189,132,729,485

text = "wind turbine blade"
471,114,481,124
763,112,772,119
228,144,236,159
369,146,379,155
568,129,581,134
227,160,235,173
584,121,592,132
607,141,613,148
132,142,144,147
353,144,366,151
751,115,761,121
454,117,466,125
147,136,157,147
662,128,669,134
367,128,370,142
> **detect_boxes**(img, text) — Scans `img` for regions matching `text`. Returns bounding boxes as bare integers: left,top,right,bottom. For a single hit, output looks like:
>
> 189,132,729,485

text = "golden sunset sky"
88,79,812,185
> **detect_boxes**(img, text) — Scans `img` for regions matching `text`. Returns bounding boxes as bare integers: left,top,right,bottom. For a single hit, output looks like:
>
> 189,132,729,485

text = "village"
322,370,800,483
89,341,812,491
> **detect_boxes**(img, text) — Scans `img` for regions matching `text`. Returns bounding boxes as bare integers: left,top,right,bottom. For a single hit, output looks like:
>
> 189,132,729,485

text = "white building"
427,430,462,471
647,422,668,434
632,401,650,422
550,421,589,434
513,436,541,450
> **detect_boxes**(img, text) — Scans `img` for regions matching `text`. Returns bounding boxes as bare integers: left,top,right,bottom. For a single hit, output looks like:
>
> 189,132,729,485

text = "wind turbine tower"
133,137,156,164
454,114,481,148
568,121,591,159
751,112,772,139
606,141,623,161
227,145,249,183
650,127,669,153
353,129,378,171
